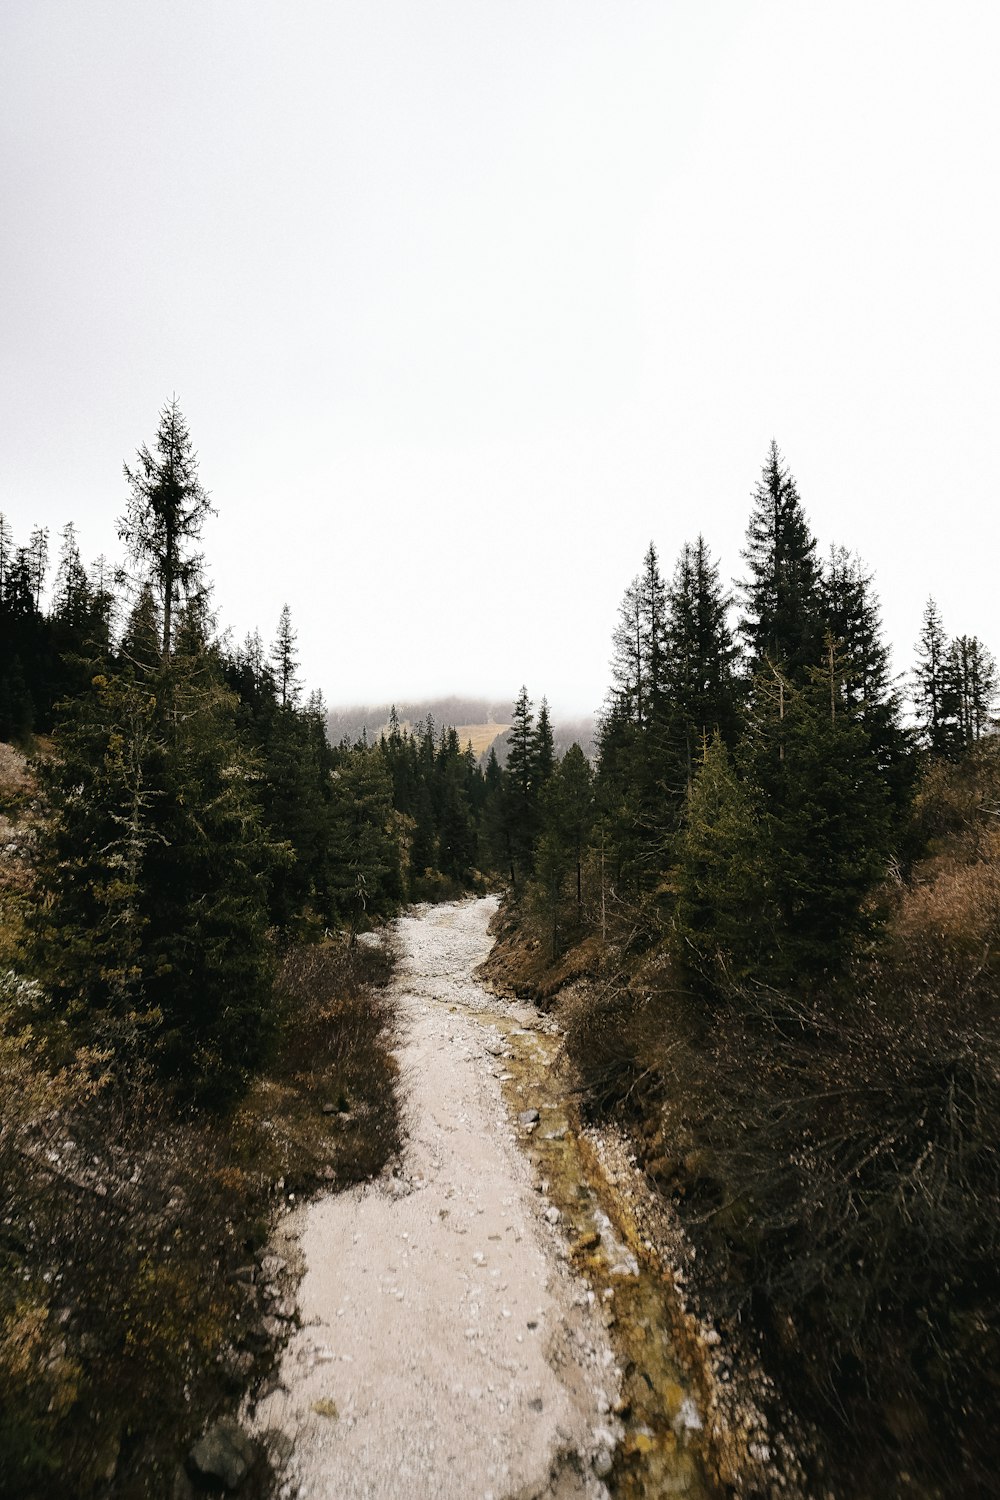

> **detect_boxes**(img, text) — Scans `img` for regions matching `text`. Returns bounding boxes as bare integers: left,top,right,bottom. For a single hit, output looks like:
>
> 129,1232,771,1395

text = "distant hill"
326,697,512,753
326,696,596,764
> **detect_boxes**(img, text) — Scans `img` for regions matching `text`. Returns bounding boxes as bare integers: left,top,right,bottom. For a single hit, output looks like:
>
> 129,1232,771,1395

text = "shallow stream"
481,1001,710,1499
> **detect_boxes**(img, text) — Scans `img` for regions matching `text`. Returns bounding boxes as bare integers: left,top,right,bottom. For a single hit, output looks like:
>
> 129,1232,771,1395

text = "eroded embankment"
253,898,711,1500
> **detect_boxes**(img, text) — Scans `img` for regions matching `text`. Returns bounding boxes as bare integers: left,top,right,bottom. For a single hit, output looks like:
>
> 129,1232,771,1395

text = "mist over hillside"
326,696,596,763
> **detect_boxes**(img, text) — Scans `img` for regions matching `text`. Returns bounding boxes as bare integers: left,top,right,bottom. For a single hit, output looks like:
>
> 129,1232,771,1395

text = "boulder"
188,1417,257,1491
592,1446,614,1478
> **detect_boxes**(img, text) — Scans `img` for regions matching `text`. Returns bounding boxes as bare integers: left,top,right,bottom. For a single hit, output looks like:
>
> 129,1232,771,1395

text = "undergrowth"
0,936,399,1498
496,741,1000,1500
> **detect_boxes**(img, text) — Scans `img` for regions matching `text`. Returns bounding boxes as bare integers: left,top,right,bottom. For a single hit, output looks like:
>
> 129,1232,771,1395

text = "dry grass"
454,722,509,757
0,743,31,798
233,936,401,1193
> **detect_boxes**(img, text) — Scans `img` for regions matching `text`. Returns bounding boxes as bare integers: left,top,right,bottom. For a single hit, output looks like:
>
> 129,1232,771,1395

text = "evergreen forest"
1,409,998,1498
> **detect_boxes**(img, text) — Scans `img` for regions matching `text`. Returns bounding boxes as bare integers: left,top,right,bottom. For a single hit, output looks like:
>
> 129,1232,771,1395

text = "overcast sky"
2,2,998,717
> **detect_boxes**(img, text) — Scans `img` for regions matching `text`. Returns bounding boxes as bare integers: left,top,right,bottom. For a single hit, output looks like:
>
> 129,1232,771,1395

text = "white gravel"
255,898,621,1499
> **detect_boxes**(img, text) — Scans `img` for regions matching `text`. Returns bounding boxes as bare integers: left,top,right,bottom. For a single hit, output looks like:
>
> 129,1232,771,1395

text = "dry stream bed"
252,899,714,1500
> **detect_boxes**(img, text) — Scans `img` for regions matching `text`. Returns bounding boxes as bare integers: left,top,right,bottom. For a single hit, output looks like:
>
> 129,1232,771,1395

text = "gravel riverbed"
254,898,623,1500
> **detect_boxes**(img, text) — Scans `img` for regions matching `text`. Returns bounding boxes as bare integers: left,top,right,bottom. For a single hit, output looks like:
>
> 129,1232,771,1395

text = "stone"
518,1109,540,1125
593,1446,614,1478
544,1205,561,1225
672,1396,703,1433
188,1417,257,1491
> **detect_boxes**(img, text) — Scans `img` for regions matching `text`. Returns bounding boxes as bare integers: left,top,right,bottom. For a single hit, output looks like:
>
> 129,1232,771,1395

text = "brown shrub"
557,758,1000,1499
888,829,1000,1001
0,933,401,1498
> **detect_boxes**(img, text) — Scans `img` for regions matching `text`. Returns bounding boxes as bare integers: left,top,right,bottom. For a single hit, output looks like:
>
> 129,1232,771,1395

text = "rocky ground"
240,898,811,1500
253,898,625,1499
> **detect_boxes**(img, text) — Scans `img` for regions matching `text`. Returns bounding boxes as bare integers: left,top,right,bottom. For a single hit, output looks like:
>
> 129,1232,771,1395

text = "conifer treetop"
120,398,215,661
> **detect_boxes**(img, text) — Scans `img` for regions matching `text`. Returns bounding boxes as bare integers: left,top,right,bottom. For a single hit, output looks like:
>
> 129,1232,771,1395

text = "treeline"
1,400,600,1103
503,443,995,965
498,442,999,1499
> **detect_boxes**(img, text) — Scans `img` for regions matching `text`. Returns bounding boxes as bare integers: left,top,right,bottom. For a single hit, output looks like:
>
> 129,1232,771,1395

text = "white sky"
2,1,998,717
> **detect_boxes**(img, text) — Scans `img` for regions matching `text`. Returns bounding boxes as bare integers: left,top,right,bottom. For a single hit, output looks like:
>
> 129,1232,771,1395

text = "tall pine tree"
120,398,214,661
663,534,741,782
739,441,823,684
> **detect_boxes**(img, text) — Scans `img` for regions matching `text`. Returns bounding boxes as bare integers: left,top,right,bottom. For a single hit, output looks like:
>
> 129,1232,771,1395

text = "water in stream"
480,1004,710,1499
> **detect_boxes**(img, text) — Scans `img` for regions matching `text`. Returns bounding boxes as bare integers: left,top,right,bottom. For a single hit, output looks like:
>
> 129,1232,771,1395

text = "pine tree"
270,604,301,709
326,747,402,942
26,527,49,611
504,686,537,878
740,441,823,683
663,534,741,779
31,411,278,1100
607,576,646,728
673,736,766,991
604,544,669,732
259,698,330,933
822,545,913,811
532,698,556,788
912,598,951,755
435,739,475,880
745,660,893,982
33,625,278,1099
944,634,997,751
480,745,507,875
137,618,279,1097
597,551,674,900
539,743,594,926
409,779,437,879
51,524,88,626
0,533,46,741
592,699,645,899
0,512,13,595
49,523,112,708
677,660,893,995
120,398,214,661
638,542,669,716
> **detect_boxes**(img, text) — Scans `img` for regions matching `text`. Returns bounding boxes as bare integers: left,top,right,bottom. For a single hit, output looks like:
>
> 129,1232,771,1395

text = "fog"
2,2,997,715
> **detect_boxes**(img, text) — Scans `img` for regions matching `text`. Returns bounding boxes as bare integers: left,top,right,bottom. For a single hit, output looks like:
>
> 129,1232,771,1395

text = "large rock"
188,1417,257,1490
